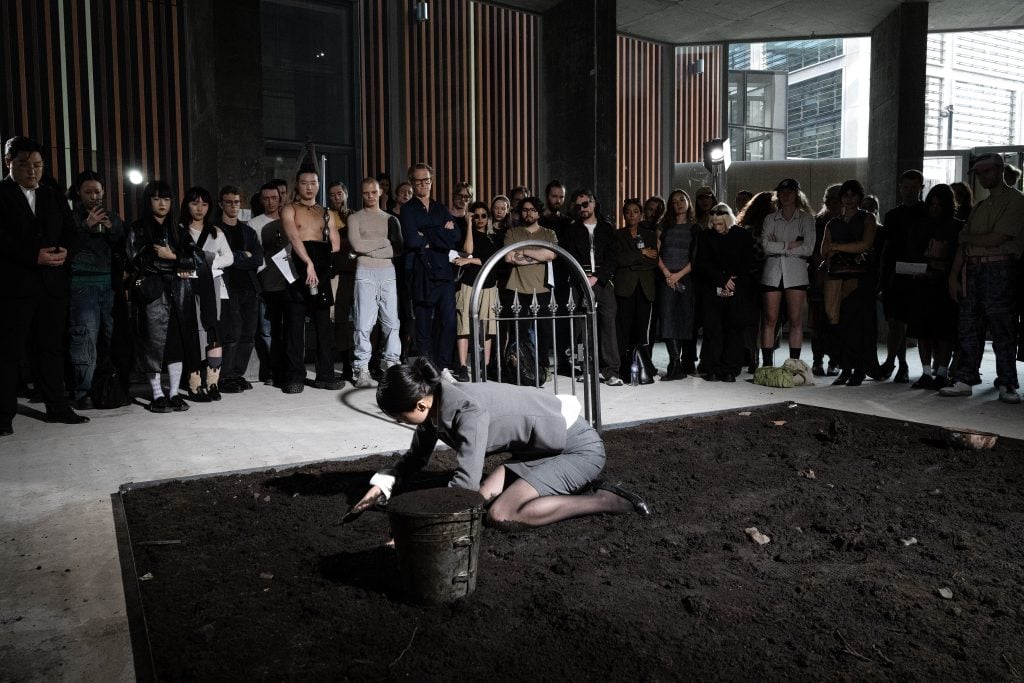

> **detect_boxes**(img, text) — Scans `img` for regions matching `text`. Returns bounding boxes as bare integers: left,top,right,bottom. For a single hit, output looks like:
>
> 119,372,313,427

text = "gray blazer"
383,382,570,490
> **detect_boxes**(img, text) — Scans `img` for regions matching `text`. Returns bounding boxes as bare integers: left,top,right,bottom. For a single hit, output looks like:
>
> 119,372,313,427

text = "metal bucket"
388,488,485,605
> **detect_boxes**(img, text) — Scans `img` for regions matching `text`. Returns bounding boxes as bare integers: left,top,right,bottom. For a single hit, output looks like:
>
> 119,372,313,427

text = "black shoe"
187,387,212,403
147,396,173,414
893,366,910,384
832,371,851,386
169,394,190,412
207,384,222,401
811,363,825,377
703,372,719,382
721,373,736,382
912,375,935,389
44,407,90,424
826,364,840,377
847,371,865,387
239,378,254,391
594,480,651,517
453,365,471,383
219,378,244,394
282,382,304,394
313,375,345,390
876,361,895,381
74,396,94,411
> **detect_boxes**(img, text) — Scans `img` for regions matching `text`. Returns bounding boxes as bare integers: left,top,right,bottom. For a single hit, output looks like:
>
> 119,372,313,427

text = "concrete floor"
1,343,1021,681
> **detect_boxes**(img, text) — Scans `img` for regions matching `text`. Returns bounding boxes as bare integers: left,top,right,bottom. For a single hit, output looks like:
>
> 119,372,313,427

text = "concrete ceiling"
501,0,1024,44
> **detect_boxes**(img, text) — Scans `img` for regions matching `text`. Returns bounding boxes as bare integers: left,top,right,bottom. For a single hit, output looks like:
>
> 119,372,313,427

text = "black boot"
663,340,681,381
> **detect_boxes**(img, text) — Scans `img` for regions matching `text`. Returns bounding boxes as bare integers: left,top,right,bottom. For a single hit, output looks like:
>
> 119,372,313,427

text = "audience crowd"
2,132,1024,437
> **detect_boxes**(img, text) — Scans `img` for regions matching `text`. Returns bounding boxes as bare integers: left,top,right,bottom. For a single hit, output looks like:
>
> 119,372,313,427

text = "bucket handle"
452,535,473,548
452,570,474,584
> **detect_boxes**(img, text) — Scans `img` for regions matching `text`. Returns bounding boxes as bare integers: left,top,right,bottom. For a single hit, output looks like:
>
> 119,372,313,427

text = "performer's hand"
37,247,67,267
344,486,384,523
306,263,318,286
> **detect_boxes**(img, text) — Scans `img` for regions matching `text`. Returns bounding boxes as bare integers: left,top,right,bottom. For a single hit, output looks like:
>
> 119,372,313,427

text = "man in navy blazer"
0,136,88,435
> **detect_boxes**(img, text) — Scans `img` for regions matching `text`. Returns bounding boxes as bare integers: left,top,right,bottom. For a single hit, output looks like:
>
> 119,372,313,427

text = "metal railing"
468,241,602,429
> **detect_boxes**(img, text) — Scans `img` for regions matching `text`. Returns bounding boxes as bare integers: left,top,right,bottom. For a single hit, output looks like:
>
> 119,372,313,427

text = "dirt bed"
120,404,1024,680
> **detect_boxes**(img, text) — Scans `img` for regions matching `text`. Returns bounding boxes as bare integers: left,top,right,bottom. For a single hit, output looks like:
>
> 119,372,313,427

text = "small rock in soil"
798,469,816,479
260,572,274,580
745,527,771,545
938,587,954,600
901,537,919,546
139,573,153,581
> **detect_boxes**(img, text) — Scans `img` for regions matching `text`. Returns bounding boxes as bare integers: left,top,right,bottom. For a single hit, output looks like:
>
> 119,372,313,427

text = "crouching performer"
350,358,651,529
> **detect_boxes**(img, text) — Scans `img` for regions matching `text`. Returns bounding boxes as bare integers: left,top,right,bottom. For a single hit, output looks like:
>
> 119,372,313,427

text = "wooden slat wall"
359,0,538,205
359,0,389,181
0,0,188,219
616,34,663,219
675,44,724,163
471,2,538,204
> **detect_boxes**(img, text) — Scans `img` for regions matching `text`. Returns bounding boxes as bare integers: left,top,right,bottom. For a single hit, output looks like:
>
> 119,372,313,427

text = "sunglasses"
575,200,591,208
472,212,488,219
709,209,730,216
455,193,471,200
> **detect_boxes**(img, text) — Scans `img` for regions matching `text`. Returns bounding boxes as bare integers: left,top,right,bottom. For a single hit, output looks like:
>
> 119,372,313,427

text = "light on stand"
702,138,731,200
127,169,145,185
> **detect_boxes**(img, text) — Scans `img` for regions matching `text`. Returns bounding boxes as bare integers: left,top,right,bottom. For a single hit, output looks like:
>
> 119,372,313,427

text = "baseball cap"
970,153,1005,172
775,178,801,192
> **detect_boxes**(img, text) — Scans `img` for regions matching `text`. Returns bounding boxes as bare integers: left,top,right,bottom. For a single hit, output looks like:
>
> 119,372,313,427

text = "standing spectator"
348,178,402,388
734,190,754,214
614,198,659,380
541,180,574,374
905,184,962,388
821,180,878,387
642,196,666,230
182,187,233,402
735,191,775,374
391,181,413,217
375,172,394,212
950,181,974,223
940,153,1024,403
693,186,716,229
217,186,263,394
66,170,125,409
257,197,292,389
693,203,753,382
249,182,282,384
450,182,473,234
563,190,622,386
491,195,513,236
809,184,841,376
0,136,87,434
400,163,461,381
502,196,558,381
878,170,926,383
127,180,202,413
328,181,356,380
452,202,502,380
759,179,815,366
656,190,697,381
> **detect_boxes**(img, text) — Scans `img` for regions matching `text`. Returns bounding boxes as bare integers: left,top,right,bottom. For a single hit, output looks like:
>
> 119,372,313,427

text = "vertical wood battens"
675,44,723,163
616,35,663,217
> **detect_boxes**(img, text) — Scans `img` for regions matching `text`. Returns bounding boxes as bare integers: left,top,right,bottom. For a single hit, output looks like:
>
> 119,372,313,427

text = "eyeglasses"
454,193,471,200
221,199,241,206
412,177,432,185
521,207,538,214
575,200,591,208
472,212,488,219
709,209,730,216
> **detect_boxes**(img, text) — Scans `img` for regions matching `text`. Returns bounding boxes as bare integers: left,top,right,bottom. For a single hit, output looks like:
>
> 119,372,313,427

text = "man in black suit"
0,136,88,436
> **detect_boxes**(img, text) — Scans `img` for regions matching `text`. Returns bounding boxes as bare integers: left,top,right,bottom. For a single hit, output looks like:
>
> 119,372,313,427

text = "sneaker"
453,365,471,382
604,375,624,386
354,367,376,389
440,368,458,384
938,381,972,397
998,386,1021,404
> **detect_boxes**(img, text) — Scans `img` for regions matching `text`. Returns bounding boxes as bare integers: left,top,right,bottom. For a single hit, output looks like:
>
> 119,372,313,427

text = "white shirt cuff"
369,473,396,499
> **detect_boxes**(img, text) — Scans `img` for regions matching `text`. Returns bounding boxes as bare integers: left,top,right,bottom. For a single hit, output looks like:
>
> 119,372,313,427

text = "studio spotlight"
127,169,145,185
702,138,731,174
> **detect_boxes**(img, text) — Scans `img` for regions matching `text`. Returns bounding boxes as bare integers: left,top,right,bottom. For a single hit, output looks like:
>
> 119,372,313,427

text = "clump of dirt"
120,404,1024,680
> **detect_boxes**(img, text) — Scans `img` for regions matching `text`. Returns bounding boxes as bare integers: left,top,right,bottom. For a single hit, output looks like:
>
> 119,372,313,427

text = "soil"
120,404,1024,681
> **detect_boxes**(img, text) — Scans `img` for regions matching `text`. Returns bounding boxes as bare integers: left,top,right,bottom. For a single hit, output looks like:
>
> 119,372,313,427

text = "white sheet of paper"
895,261,927,275
271,245,296,284
448,250,460,263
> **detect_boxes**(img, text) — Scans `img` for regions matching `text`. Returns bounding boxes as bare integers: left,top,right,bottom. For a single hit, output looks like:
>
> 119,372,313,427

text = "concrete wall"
868,2,928,213
185,0,265,201
540,0,617,208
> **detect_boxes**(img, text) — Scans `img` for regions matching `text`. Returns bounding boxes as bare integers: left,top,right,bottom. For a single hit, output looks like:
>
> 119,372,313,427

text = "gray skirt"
503,417,606,496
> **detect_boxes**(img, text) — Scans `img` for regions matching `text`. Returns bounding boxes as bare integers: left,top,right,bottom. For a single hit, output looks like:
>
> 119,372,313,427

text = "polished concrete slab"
1,344,1020,681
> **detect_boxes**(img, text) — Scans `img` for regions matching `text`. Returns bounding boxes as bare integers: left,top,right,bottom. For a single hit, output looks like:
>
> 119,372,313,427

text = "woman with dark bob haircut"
348,358,651,529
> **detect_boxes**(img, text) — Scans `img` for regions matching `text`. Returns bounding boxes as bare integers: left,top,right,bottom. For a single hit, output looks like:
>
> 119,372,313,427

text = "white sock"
168,362,184,396
149,374,164,400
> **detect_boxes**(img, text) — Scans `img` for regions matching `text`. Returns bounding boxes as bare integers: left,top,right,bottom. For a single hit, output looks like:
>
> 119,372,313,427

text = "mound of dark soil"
118,404,1024,680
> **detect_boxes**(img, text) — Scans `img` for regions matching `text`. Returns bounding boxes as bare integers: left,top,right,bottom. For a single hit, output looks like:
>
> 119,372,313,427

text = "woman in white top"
180,187,234,401
759,178,815,367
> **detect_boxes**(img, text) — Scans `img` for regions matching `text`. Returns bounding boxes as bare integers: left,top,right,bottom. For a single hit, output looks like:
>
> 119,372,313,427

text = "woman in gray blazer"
350,358,650,528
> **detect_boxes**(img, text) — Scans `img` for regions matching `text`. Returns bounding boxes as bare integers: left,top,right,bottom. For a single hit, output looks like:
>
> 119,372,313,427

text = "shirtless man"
278,165,344,392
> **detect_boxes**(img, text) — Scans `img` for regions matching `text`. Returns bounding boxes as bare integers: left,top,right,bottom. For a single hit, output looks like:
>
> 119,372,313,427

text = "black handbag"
502,339,548,386
826,251,869,278
90,358,129,409
131,272,163,304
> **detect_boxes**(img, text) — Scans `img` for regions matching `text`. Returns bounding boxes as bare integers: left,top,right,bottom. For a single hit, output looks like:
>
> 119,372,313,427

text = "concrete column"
185,0,264,200
868,2,928,212
540,0,616,210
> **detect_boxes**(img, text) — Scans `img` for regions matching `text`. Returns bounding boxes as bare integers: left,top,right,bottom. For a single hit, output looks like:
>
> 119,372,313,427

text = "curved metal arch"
468,240,602,429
